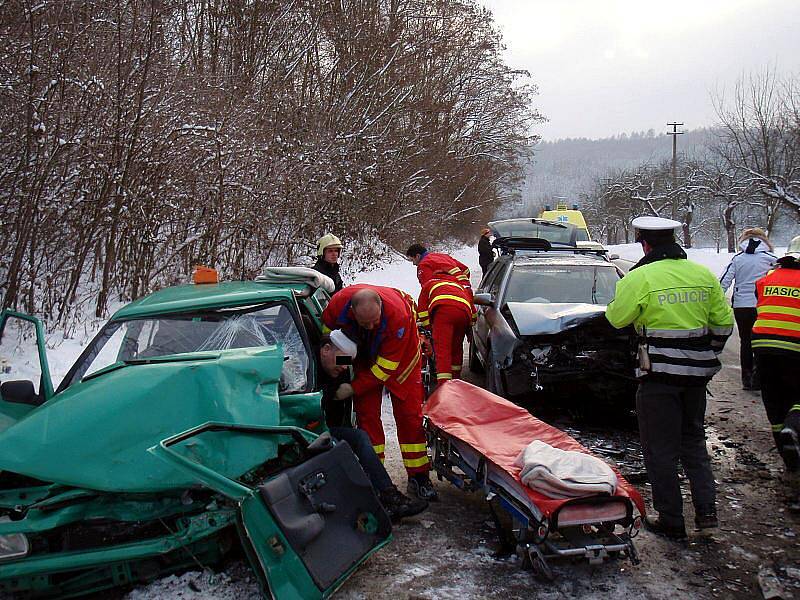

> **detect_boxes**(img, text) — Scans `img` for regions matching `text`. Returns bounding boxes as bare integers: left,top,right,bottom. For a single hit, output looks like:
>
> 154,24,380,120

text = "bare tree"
0,0,543,327
712,69,800,233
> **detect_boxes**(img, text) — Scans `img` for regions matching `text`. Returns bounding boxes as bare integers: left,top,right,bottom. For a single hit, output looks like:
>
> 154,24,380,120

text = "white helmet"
317,234,343,257
787,235,800,259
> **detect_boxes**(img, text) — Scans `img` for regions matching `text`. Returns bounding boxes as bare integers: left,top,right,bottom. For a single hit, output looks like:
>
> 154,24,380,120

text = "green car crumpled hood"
0,347,303,493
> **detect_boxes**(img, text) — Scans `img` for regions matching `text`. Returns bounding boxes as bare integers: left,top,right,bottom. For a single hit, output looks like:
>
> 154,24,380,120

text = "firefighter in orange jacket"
418,274,476,383
322,284,438,500
406,244,472,291
752,236,800,507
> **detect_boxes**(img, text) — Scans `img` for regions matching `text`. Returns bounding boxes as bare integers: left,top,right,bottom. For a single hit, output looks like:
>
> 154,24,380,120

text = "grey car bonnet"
506,302,607,336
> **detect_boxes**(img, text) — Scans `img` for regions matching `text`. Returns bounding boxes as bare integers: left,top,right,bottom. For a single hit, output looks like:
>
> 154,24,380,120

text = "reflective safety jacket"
752,264,800,355
606,255,734,386
416,252,472,291
321,284,421,395
417,275,476,328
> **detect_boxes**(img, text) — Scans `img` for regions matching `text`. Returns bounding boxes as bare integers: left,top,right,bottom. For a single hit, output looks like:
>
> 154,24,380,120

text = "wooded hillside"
0,0,542,327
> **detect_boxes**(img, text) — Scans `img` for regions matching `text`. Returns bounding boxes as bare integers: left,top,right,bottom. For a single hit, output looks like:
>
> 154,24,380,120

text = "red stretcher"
425,380,645,579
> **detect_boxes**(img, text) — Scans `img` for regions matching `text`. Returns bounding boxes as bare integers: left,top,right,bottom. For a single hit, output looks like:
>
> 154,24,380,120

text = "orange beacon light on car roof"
192,265,219,284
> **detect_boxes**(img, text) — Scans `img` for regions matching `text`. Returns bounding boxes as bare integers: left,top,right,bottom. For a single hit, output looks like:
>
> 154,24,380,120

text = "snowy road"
125,243,800,600
125,311,800,600
6,243,799,599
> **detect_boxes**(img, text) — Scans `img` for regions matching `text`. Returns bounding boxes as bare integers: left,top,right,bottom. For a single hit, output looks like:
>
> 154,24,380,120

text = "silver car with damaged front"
471,253,638,406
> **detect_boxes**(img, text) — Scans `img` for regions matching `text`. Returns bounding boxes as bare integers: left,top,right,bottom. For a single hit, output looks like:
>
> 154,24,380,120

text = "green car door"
150,422,392,599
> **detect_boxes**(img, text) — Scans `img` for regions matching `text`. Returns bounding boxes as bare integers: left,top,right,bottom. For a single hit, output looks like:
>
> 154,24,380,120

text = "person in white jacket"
719,228,777,389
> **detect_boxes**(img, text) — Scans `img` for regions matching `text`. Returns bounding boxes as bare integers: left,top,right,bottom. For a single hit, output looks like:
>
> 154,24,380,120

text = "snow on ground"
350,245,483,299
609,243,787,277
125,564,262,600
3,241,765,388
0,242,767,479
350,241,778,303
0,319,98,391
0,300,124,391
2,242,789,599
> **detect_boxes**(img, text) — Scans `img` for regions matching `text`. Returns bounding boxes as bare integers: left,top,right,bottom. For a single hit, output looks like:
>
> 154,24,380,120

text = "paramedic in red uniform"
405,244,472,291
752,235,800,509
418,274,476,384
322,284,438,500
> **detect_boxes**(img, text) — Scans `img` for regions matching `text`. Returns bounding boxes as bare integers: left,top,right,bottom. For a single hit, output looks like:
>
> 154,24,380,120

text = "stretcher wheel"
599,521,618,534
626,541,640,565
420,352,438,398
528,547,555,582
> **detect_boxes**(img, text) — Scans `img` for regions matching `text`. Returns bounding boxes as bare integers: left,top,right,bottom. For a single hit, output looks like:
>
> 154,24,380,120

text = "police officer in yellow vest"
606,217,734,539
752,235,800,509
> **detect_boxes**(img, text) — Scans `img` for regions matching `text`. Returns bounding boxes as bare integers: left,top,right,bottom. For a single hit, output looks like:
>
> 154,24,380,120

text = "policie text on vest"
657,290,710,305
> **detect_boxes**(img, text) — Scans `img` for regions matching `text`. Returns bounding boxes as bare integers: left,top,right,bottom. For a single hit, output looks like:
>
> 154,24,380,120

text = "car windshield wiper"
591,269,598,304
81,361,128,382
81,353,221,383
125,352,220,365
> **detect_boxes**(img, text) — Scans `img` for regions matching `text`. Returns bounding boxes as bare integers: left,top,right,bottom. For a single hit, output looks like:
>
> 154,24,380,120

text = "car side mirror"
608,253,620,260
473,292,494,306
1,380,43,406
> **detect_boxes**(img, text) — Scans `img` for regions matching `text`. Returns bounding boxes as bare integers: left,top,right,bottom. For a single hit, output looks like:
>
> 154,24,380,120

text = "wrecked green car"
0,269,391,598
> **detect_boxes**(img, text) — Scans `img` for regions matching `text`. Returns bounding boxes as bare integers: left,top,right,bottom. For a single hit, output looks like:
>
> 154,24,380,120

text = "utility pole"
667,122,689,246
600,178,616,244
667,122,683,188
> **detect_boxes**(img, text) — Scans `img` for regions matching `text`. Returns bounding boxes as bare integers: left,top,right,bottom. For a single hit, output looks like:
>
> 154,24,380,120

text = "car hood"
0,347,302,493
505,302,608,336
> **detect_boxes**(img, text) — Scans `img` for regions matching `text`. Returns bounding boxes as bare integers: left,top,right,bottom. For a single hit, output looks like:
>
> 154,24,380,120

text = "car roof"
510,253,615,268
112,280,311,320
489,217,573,227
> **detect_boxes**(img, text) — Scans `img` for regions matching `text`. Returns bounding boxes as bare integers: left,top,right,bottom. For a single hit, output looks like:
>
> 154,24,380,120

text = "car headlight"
0,533,28,561
0,517,29,561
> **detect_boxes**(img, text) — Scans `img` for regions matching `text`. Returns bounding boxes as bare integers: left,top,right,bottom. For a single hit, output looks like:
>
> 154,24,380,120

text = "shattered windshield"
63,303,310,393
504,265,618,305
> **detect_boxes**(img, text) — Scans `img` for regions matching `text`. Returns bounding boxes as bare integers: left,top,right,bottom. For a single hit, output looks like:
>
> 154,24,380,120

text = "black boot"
750,368,761,390
741,370,753,390
784,472,800,513
694,504,718,529
644,515,687,540
379,486,428,522
780,427,800,472
407,473,439,501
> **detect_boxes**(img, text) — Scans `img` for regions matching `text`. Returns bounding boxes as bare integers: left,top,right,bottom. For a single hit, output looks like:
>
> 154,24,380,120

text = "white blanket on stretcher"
513,440,618,499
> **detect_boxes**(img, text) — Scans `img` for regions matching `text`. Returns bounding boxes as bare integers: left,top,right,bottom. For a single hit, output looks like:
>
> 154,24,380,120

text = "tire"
469,339,484,373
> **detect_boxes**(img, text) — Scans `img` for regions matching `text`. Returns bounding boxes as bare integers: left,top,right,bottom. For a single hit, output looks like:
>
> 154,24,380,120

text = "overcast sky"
480,0,800,141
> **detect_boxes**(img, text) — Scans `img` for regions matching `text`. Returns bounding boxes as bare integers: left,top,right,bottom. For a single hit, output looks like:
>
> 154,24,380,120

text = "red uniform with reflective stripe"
322,284,430,474
416,252,472,291
418,277,475,325
752,266,800,353
418,276,476,381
